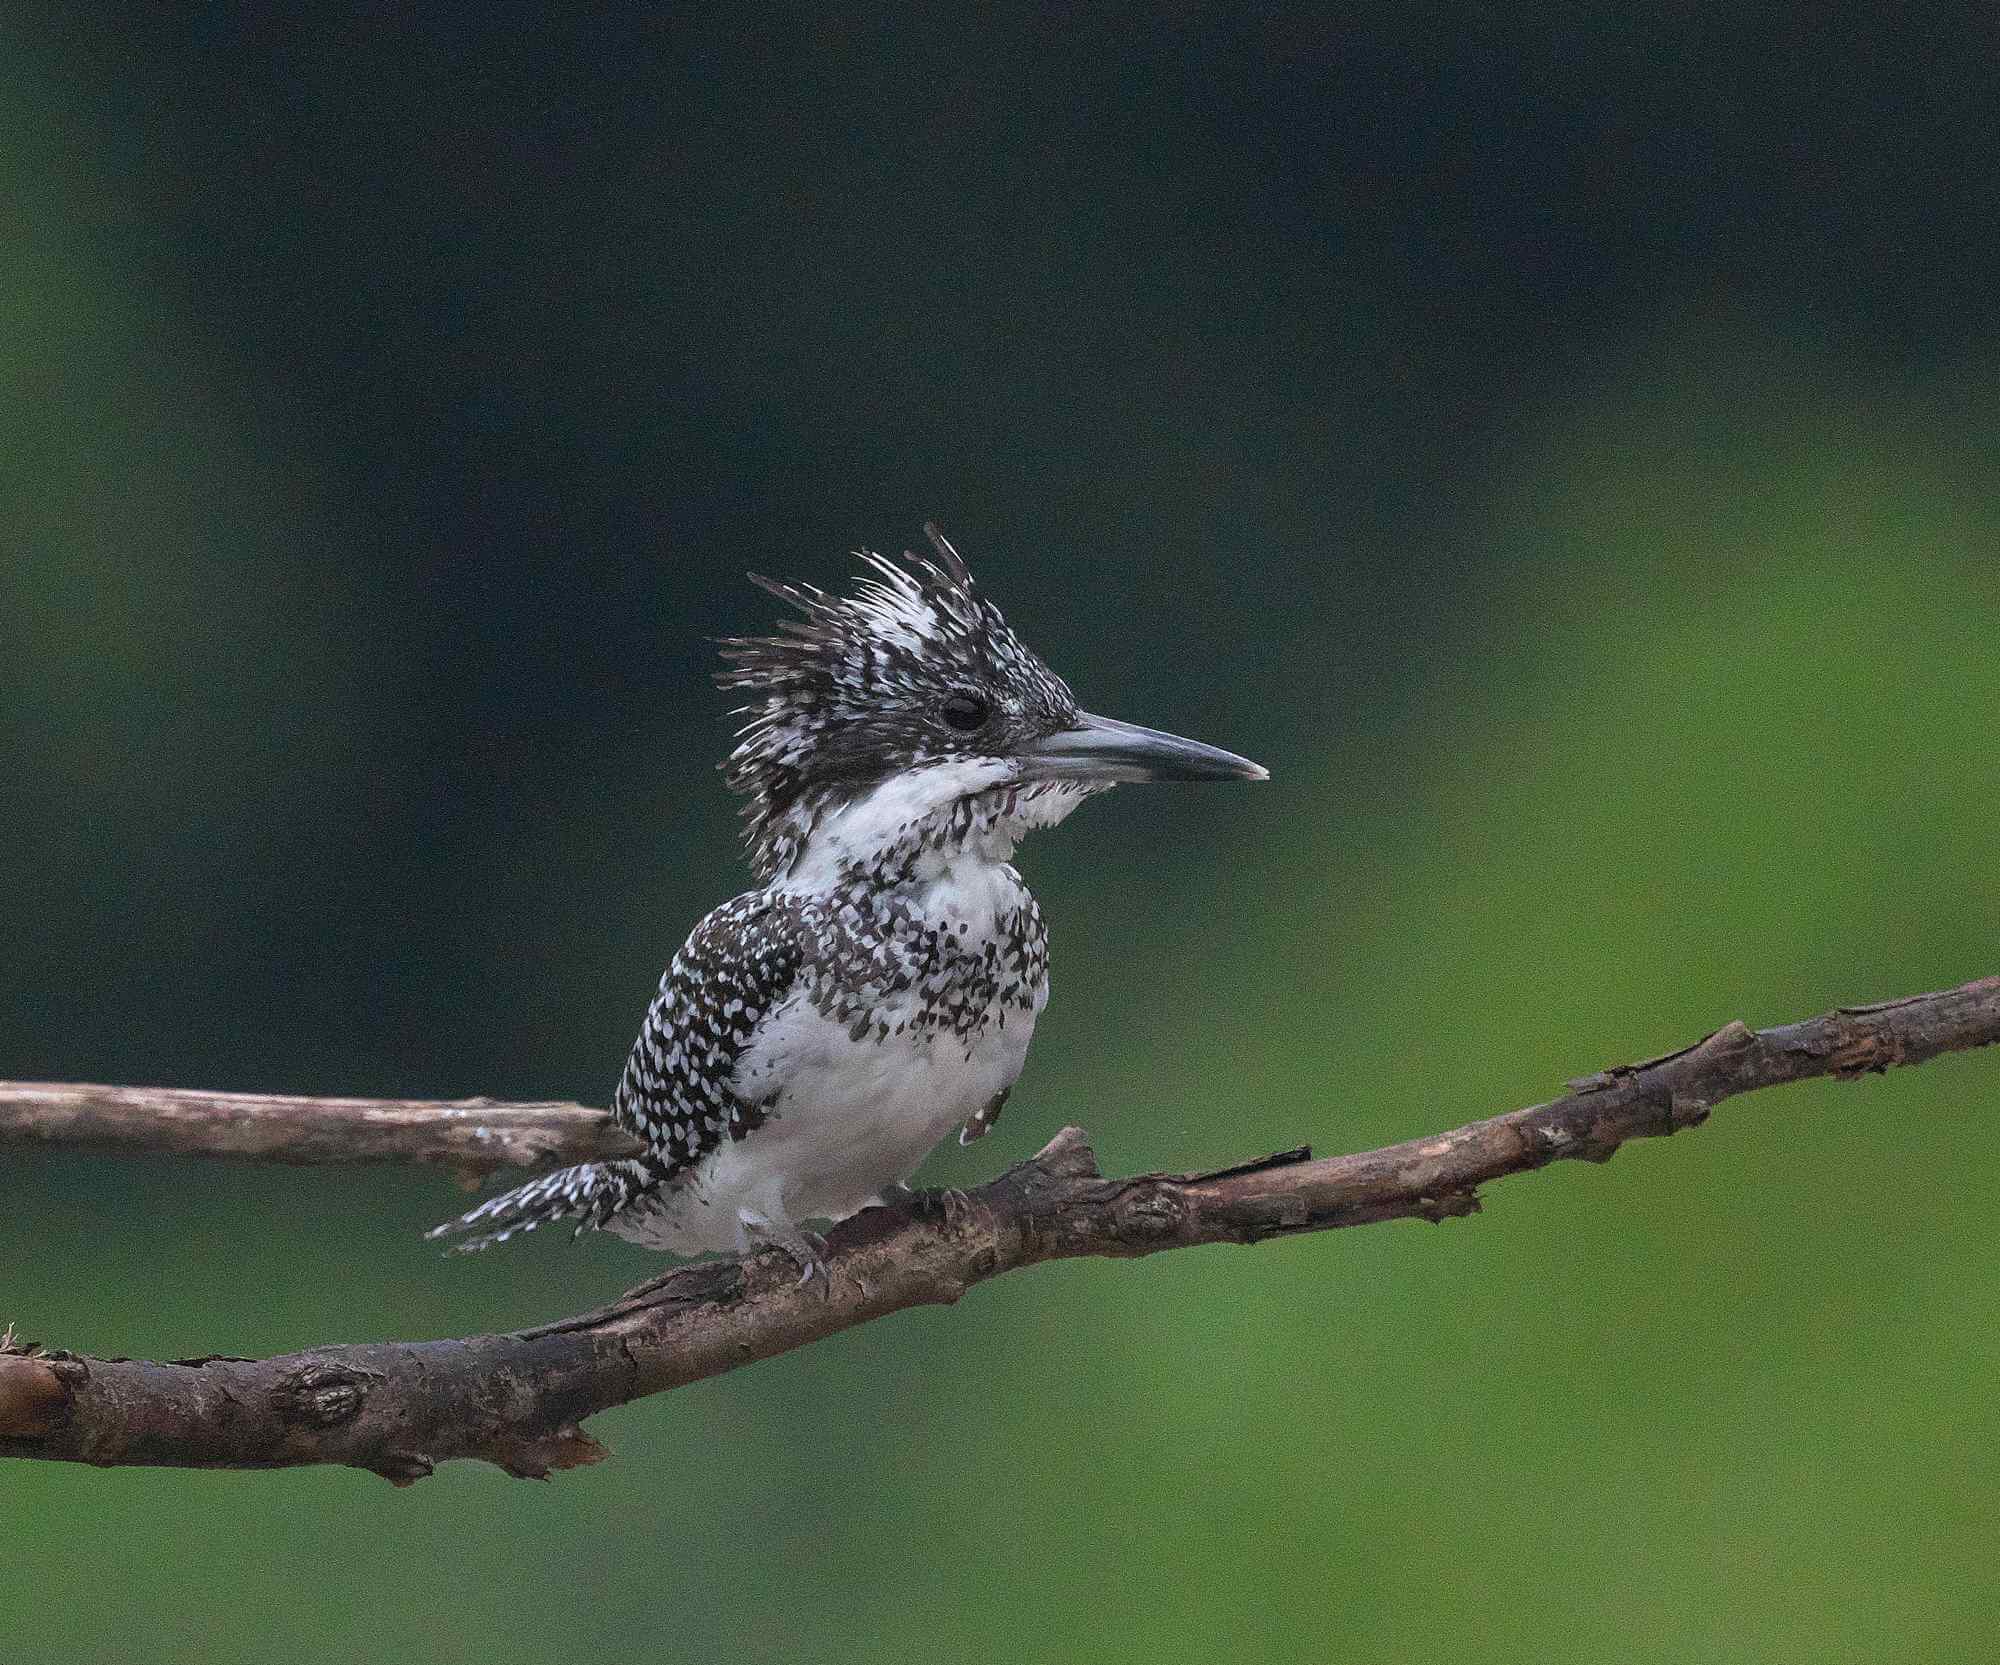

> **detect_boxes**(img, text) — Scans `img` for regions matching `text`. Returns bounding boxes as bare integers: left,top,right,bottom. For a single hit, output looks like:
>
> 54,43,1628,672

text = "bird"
427,525,1266,1281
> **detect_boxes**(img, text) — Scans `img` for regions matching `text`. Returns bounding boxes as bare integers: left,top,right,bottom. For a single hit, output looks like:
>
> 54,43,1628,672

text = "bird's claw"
787,1229,833,1298
792,1234,875,1301
741,1216,838,1300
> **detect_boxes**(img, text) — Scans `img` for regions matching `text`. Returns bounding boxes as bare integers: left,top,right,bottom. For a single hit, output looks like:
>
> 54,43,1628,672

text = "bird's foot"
739,1213,834,1298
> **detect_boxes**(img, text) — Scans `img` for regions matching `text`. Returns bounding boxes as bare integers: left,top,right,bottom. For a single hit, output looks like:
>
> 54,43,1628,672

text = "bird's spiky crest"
716,526,1076,880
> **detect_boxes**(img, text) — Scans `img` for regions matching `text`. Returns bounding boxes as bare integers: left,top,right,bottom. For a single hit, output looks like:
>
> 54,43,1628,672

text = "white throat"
779,758,1096,891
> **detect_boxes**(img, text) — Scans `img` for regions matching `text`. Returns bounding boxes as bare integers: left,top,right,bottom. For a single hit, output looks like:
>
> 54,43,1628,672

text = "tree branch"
0,1081,641,1175
5,975,1996,1484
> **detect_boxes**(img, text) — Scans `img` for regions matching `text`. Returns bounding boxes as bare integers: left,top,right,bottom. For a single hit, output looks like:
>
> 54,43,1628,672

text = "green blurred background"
6,9,1999,1662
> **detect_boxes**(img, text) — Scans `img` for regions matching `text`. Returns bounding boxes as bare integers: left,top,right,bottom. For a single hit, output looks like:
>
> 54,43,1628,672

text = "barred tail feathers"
424,1160,648,1253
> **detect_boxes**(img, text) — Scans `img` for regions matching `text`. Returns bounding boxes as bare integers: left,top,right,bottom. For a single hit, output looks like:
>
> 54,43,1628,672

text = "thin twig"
3,976,1995,1484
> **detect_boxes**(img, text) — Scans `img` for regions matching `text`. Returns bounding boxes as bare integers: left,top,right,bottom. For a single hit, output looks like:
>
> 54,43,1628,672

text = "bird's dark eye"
940,693,989,732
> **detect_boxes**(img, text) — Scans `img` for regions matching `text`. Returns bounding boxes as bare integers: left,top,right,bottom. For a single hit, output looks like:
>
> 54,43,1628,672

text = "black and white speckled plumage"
429,528,1256,1266
717,532,1080,883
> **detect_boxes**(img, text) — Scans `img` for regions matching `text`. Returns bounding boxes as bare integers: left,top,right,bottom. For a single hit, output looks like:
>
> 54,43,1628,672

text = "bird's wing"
610,890,811,1182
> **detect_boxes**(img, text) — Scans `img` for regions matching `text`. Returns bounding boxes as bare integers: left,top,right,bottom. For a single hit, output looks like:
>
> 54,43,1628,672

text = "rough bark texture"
0,1081,641,1176
4,976,1996,1484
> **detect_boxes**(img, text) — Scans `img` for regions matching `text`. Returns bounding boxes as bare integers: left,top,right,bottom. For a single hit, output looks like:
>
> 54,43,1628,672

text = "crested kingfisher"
428,526,1266,1279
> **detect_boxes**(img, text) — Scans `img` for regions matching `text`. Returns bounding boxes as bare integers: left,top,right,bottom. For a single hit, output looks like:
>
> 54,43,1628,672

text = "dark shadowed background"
6,8,1999,1661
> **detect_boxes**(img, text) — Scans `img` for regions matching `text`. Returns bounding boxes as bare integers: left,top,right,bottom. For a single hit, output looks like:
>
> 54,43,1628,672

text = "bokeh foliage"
5,11,1996,1662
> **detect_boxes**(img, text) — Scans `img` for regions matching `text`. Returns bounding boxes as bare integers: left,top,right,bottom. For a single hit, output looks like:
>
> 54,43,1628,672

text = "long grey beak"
1017,711,1269,784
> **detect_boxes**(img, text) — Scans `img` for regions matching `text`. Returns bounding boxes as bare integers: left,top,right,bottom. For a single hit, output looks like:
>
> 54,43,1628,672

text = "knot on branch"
1667,1092,1712,1132
372,1450,437,1488
1696,1019,1757,1062
1111,1182,1191,1247
276,1360,380,1429
0,1354,73,1439
484,1425,610,1483
1568,1018,1758,1096
1412,1189,1481,1223
1829,1020,1907,1078
1026,1125,1100,1183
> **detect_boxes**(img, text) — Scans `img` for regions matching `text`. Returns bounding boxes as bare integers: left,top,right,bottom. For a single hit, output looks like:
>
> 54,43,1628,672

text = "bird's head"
718,526,1266,883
